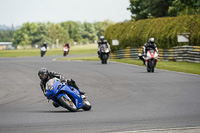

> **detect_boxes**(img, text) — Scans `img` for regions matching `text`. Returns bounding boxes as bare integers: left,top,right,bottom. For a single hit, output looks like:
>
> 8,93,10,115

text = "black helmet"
38,68,48,81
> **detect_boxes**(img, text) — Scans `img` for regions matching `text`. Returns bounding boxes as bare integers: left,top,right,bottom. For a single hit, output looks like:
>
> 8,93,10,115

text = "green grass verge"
58,56,99,61
58,56,200,75
110,59,200,75
0,44,97,57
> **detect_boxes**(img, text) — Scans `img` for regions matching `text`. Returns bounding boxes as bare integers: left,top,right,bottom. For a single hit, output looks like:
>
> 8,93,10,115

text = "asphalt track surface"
0,55,200,133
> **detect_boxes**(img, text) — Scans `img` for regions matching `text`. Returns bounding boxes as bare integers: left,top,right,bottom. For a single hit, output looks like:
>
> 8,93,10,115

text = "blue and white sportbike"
45,78,91,112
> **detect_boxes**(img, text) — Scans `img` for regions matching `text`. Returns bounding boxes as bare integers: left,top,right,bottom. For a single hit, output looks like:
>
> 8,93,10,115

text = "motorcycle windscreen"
45,78,61,98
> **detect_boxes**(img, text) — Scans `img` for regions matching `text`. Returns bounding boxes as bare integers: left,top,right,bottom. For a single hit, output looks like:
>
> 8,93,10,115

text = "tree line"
127,0,200,21
0,20,115,48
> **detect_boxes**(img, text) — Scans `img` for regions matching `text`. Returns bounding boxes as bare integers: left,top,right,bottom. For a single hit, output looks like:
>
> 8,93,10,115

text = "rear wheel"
59,95,77,112
104,59,107,64
152,68,154,72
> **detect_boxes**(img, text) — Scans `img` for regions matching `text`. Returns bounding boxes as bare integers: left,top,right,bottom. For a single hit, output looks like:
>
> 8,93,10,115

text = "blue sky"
0,0,131,26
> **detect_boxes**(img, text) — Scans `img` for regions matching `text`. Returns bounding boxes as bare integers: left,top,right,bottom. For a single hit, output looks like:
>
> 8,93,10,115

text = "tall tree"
127,0,149,21
168,0,200,16
36,22,52,45
82,22,97,42
127,0,173,21
94,19,115,38
13,22,37,47
151,0,171,17
0,30,15,42
48,23,69,45
60,21,82,43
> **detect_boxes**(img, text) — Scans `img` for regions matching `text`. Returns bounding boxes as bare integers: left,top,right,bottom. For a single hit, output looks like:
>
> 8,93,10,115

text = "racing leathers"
39,71,85,96
97,40,110,57
139,42,159,65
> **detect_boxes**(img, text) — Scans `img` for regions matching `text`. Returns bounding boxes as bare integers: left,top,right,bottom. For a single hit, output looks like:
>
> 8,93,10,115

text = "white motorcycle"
41,46,47,57
144,49,158,72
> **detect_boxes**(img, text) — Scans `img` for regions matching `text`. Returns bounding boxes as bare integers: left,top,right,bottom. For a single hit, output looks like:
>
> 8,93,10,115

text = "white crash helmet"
148,38,154,43
100,36,104,40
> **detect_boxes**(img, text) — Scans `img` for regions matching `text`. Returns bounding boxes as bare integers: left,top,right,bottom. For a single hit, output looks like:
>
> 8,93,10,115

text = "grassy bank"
0,44,97,57
58,56,99,61
111,59,200,75
59,56,200,75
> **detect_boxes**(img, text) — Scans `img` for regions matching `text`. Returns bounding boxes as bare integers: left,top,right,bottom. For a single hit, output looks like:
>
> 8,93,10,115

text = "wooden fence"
110,45,200,63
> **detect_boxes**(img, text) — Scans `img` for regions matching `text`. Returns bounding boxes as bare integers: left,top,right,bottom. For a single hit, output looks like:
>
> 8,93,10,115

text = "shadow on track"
25,110,84,113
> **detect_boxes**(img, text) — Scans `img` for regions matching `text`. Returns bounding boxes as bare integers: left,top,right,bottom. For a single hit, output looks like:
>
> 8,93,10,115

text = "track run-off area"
0,55,200,133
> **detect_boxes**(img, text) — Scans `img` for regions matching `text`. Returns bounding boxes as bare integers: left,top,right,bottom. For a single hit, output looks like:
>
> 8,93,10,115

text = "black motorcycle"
99,44,110,64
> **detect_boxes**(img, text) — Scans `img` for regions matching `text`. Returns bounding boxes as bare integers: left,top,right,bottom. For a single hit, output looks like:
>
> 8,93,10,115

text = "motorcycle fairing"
45,78,84,109
146,50,158,60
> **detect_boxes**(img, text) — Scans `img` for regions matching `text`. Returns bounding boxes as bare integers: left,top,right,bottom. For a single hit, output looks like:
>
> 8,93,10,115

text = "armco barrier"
110,45,200,63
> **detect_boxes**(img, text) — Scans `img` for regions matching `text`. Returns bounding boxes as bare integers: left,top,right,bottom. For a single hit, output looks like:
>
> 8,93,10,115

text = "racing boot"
73,84,85,95
52,102,60,108
97,51,100,58
138,54,145,65
67,79,85,95
78,89,85,95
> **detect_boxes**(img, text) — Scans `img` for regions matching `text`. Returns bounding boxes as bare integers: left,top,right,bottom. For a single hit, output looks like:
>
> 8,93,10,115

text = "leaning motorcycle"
63,46,69,56
99,44,110,64
41,46,47,57
45,78,91,112
144,49,158,73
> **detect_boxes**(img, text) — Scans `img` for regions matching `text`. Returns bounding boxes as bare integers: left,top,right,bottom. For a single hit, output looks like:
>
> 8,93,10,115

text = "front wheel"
63,52,66,56
150,60,155,73
82,96,92,111
59,95,77,112
147,63,151,72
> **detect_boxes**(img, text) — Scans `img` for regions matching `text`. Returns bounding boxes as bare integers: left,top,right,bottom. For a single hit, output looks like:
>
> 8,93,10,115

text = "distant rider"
138,38,159,65
41,42,47,49
38,68,85,108
97,36,110,57
64,43,70,49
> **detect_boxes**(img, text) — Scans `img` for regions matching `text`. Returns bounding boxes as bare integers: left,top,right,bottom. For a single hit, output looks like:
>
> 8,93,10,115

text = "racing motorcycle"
99,44,110,64
45,78,91,112
63,46,69,56
144,49,158,72
41,46,47,57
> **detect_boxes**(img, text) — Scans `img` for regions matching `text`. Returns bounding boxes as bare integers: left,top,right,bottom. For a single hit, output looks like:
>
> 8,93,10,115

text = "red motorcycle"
145,49,158,72
63,46,69,56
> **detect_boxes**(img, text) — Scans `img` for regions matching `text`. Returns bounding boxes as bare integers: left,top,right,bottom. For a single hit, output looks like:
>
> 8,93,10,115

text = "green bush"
104,15,200,51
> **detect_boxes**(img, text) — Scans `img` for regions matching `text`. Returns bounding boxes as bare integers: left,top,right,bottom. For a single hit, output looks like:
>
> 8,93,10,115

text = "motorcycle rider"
97,36,110,58
138,38,159,65
38,68,85,108
41,42,47,49
64,43,70,49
